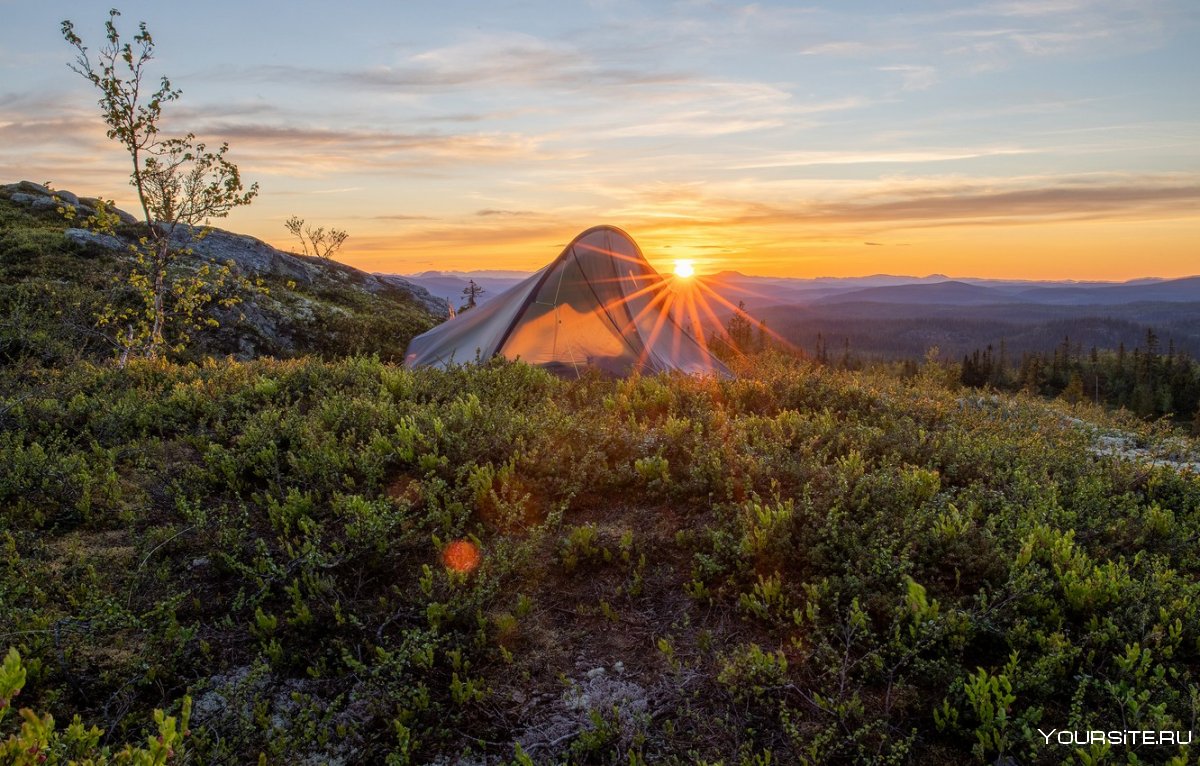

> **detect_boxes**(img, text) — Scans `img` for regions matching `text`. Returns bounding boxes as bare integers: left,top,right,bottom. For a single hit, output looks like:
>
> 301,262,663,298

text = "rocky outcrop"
1,180,139,225
163,224,330,284
64,228,126,252
1,180,444,315
160,224,445,314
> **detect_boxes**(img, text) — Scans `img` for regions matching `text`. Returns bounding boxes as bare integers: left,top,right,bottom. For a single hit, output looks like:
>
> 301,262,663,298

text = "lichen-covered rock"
78,197,139,225
1,180,140,225
158,224,444,313
3,178,442,363
1,180,52,196
165,224,318,283
64,227,126,252
2,184,443,314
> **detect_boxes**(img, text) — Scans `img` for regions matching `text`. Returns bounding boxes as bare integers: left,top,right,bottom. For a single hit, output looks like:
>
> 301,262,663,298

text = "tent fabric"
405,225,730,377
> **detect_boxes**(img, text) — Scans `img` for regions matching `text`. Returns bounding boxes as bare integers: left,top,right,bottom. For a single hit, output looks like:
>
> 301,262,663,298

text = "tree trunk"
148,239,169,358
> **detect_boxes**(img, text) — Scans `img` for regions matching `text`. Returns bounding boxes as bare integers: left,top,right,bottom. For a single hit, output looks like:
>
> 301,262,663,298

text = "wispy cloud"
188,122,549,177
812,177,1200,227
941,0,1178,63
246,32,692,95
604,173,1200,233
476,209,537,217
354,213,436,221
800,41,877,56
879,64,938,91
732,146,1035,169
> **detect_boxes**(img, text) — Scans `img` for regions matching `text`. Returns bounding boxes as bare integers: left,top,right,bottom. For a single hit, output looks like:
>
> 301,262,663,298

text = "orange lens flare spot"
443,540,481,573
674,259,695,278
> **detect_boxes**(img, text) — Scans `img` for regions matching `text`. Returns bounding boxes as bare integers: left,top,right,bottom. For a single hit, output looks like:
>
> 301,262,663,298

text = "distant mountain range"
700,272,1200,309
396,270,529,309
395,267,1200,359
398,268,1200,311
700,272,1200,358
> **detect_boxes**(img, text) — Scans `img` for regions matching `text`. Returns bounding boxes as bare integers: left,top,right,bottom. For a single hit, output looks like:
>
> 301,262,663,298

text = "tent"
404,225,730,377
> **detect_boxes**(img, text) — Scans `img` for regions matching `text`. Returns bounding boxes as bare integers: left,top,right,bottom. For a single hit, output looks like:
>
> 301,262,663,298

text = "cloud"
799,41,876,56
941,0,1178,62
307,187,361,195
592,86,861,140
732,146,1034,169
0,113,101,145
168,102,283,122
605,114,786,138
184,122,548,176
247,32,693,95
356,213,436,221
879,64,938,91
986,0,1130,18
832,180,1200,226
604,173,1200,234
476,209,536,217
341,220,578,270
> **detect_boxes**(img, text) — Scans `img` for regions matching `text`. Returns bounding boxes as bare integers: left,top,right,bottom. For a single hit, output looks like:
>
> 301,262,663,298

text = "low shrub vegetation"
1,354,1198,764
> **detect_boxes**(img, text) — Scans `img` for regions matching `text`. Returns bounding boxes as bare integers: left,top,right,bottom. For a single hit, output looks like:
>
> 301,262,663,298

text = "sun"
673,259,695,278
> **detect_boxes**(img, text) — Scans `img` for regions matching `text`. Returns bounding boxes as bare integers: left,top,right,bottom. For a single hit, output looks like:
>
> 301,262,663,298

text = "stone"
64,228,125,252
76,197,139,225
5,179,444,329
3,180,51,196
372,273,446,314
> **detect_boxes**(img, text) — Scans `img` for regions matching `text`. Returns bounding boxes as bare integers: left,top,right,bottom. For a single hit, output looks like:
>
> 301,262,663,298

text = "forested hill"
0,181,442,367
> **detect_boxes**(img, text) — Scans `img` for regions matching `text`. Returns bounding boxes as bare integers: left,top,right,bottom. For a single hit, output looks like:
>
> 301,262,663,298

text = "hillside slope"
0,180,442,366
1,356,1197,764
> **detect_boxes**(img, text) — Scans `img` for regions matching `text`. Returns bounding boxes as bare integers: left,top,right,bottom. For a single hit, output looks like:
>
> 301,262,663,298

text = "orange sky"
4,1,1198,280
310,209,1200,281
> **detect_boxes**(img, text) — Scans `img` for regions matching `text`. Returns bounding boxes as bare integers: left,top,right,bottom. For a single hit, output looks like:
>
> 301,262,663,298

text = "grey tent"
404,225,730,377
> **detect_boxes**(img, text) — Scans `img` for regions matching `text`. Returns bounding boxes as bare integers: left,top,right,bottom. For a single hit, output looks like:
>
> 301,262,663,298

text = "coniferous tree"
991,340,1009,388
956,328,1198,420
460,280,485,312
725,301,754,354
815,333,829,365
1061,372,1086,404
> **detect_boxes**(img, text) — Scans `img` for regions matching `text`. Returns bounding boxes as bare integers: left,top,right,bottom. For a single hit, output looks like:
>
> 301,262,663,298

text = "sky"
1,0,1198,280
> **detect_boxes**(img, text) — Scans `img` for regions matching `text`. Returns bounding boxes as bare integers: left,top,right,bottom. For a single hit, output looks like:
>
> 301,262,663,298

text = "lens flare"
443,540,481,573
674,260,695,278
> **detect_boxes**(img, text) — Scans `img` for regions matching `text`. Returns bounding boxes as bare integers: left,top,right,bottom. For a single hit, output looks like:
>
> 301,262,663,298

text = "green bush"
1,355,1197,763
